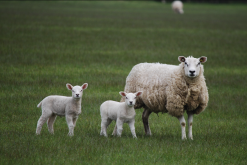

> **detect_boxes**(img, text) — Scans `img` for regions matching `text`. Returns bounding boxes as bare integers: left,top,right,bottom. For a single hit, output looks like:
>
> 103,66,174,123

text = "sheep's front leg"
66,115,74,136
116,118,124,137
178,115,187,140
187,111,193,140
142,108,152,135
128,120,137,138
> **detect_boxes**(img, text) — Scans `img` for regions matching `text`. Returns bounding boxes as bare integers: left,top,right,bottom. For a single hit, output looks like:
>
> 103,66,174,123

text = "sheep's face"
178,56,207,78
119,91,143,107
66,83,88,99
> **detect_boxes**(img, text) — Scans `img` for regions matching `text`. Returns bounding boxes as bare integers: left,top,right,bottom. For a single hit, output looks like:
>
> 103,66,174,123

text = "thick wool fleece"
121,62,208,117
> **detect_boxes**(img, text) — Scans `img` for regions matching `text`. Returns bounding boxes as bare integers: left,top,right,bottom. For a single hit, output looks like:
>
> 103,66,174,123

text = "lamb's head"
66,83,88,99
119,91,143,107
178,56,207,78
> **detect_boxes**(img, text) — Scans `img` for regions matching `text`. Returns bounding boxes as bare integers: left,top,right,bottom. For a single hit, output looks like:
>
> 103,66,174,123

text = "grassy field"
0,1,247,164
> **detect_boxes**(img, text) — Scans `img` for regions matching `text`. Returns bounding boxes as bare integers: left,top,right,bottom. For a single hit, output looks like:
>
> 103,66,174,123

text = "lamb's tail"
37,101,42,108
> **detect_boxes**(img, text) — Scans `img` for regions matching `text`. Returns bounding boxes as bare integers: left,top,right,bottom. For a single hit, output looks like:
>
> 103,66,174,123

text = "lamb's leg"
187,111,193,140
128,120,137,138
73,117,78,127
178,115,187,140
116,118,124,137
36,110,52,135
112,124,117,136
100,118,112,137
47,114,57,134
66,115,74,136
142,108,152,135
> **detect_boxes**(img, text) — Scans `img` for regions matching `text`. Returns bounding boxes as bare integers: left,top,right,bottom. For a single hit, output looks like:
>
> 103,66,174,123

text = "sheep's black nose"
189,70,195,74
129,101,133,104
76,94,79,97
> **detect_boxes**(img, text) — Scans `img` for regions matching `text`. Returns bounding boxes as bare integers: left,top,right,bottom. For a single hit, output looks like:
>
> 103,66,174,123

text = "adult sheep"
172,1,184,14
120,56,208,140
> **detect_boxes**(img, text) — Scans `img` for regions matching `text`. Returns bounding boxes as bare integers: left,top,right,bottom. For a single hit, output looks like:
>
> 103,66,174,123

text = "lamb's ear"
82,83,88,90
66,83,73,90
119,91,126,97
199,56,207,63
178,56,186,63
135,91,143,97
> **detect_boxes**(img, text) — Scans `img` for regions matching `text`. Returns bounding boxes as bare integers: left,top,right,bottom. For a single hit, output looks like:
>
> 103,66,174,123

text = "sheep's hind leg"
73,117,78,127
187,111,193,140
47,114,57,134
142,108,152,135
178,115,187,140
112,123,117,136
100,118,112,137
36,110,52,135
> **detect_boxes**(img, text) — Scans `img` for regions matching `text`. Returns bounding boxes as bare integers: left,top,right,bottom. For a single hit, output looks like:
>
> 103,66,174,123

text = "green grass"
0,1,247,164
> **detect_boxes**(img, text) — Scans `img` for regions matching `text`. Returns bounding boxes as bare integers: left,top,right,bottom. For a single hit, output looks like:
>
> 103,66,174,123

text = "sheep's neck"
125,104,135,116
72,98,82,106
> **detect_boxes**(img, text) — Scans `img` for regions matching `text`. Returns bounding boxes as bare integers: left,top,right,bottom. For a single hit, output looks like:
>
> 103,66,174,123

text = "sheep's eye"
185,62,188,66
126,97,128,99
72,90,75,92
80,90,82,92
198,62,200,66
134,97,136,99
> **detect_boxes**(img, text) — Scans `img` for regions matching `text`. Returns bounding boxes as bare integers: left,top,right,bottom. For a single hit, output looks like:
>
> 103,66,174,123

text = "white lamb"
100,91,143,138
172,1,184,14
36,83,88,136
121,56,208,140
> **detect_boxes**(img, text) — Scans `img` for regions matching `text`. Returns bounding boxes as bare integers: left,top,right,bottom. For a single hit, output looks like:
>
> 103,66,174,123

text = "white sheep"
36,83,88,136
121,56,208,140
172,0,184,14
100,91,143,138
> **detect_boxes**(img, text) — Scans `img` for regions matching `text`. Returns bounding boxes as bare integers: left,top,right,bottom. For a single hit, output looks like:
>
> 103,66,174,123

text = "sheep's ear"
135,91,143,97
178,56,186,63
119,92,126,97
82,83,88,90
199,56,207,63
66,83,73,90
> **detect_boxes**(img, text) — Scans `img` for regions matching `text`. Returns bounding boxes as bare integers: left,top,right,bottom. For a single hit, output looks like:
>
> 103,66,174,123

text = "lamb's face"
178,56,207,78
66,83,88,99
71,86,83,99
125,93,137,107
119,91,143,107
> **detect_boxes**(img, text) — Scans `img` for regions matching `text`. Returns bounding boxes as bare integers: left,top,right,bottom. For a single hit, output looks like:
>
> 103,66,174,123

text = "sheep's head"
66,83,88,99
178,56,207,78
119,91,142,107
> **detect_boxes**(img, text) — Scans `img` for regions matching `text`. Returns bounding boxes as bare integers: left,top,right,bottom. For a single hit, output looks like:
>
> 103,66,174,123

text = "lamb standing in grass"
36,83,88,136
100,91,142,138
121,56,208,140
172,1,184,14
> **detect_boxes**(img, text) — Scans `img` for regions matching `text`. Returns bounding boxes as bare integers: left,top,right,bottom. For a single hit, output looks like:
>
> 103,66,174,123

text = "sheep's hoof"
68,133,74,136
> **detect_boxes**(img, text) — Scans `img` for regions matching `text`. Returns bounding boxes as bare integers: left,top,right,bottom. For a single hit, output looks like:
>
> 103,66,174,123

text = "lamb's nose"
129,101,133,104
76,94,79,97
189,70,195,74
